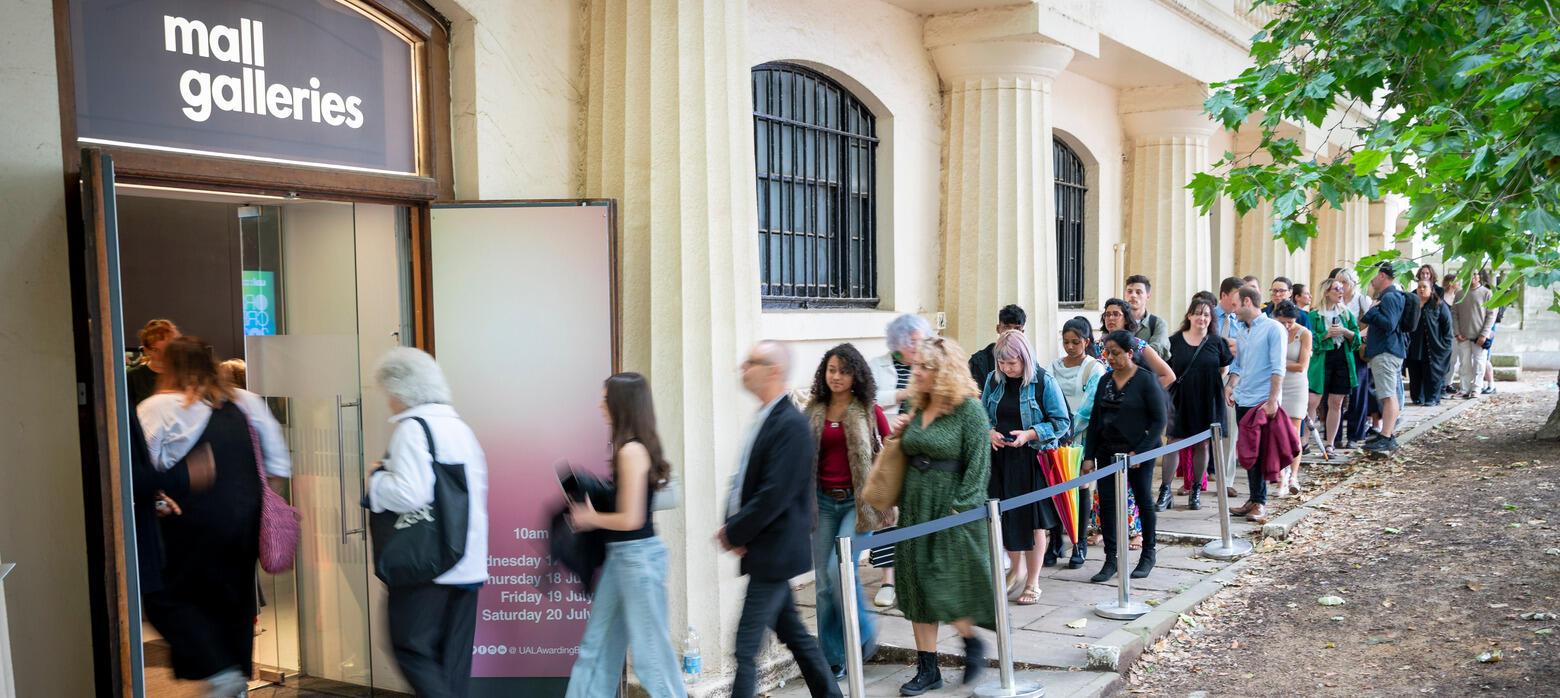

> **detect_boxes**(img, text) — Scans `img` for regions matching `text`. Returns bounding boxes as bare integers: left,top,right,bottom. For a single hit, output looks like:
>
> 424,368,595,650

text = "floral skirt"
1089,487,1142,537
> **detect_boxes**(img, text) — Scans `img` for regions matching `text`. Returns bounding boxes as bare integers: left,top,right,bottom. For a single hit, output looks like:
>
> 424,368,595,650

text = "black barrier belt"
849,459,1126,550
847,428,1217,551
1126,428,1214,465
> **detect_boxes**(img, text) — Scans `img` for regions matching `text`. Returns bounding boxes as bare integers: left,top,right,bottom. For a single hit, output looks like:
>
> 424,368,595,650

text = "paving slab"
767,662,1119,697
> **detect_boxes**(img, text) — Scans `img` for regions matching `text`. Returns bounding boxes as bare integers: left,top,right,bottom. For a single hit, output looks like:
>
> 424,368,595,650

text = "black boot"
1090,556,1118,583
1187,488,1202,511
899,651,943,696
962,634,987,685
1154,483,1173,512
1068,541,1087,569
1131,549,1156,579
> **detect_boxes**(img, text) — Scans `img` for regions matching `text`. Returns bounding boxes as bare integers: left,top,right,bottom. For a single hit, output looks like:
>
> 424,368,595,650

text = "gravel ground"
1121,383,1560,697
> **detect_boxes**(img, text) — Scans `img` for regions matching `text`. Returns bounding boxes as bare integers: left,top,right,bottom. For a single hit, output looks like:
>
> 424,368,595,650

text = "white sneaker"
874,584,896,608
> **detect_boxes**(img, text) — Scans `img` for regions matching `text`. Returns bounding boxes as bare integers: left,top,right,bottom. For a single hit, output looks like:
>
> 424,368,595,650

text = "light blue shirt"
726,394,787,520
1228,313,1287,408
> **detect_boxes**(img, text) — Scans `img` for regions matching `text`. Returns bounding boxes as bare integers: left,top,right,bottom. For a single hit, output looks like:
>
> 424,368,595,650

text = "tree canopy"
1189,0,1560,309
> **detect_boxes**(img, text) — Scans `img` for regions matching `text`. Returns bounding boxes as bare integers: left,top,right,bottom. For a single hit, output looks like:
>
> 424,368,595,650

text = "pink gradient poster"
430,202,616,677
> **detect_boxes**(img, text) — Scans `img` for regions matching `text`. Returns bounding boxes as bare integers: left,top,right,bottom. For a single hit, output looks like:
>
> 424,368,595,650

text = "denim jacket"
979,369,1073,451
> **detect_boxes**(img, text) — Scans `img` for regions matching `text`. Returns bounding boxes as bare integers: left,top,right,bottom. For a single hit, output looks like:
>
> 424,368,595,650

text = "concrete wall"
0,0,95,694
427,0,584,200
749,0,943,385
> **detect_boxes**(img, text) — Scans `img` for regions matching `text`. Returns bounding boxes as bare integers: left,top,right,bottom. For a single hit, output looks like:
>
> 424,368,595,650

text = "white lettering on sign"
164,14,364,128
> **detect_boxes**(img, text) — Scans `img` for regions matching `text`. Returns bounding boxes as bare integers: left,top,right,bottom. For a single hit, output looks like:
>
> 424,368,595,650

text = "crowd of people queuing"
121,256,1506,698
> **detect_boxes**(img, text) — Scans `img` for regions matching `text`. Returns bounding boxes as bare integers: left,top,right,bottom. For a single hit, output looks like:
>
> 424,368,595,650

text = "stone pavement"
770,394,1484,697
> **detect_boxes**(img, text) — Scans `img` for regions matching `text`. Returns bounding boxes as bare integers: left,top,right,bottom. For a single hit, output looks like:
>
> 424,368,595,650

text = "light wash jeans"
813,490,877,669
565,537,686,698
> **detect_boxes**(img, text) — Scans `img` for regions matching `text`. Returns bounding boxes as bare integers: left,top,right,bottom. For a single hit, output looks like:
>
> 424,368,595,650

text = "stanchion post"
1202,423,1253,561
974,500,1043,698
1095,455,1151,620
836,536,868,698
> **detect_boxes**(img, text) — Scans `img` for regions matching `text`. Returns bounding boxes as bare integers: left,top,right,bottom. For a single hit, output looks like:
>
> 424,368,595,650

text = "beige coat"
804,398,889,533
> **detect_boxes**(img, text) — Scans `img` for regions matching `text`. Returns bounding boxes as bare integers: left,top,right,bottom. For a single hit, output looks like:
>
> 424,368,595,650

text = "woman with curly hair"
894,336,994,695
799,343,888,678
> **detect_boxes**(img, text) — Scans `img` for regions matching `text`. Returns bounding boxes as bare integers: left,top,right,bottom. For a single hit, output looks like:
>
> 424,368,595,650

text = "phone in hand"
1001,433,1016,443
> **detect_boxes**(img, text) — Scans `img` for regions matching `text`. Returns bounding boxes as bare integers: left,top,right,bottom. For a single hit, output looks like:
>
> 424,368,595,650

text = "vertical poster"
242,270,277,336
429,202,615,679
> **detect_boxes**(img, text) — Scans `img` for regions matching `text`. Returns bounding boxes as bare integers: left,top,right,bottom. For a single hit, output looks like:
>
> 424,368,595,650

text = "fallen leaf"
1536,628,1555,636
1382,599,1395,608
1384,527,1401,535
1503,503,1520,511
1319,596,1346,606
1478,649,1502,663
1520,612,1558,621
1323,641,1337,649
1547,549,1560,556
1331,615,1345,622
1065,618,1088,630
1490,603,1510,609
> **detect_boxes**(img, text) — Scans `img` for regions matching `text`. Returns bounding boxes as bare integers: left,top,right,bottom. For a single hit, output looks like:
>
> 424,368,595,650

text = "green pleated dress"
894,397,996,629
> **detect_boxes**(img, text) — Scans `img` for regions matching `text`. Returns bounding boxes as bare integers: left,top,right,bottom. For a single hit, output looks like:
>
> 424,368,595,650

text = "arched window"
1054,138,1087,305
752,63,878,308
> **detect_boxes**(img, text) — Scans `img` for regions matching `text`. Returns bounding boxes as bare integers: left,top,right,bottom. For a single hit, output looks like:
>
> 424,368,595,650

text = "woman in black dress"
1167,298,1233,511
979,330,1072,606
1082,331,1168,582
1407,278,1454,405
137,336,289,697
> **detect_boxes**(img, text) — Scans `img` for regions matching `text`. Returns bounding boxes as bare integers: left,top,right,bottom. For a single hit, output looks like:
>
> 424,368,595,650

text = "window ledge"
760,308,904,342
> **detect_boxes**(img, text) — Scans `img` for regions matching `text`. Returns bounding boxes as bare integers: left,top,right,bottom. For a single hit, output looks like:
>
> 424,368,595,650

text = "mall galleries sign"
70,0,419,175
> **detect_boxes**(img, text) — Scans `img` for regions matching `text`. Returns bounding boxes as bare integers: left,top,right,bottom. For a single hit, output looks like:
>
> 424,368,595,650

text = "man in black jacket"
719,341,842,698
968,304,1026,384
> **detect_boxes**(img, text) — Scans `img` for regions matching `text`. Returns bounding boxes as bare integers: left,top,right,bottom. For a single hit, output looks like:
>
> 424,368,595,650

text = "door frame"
54,1,456,693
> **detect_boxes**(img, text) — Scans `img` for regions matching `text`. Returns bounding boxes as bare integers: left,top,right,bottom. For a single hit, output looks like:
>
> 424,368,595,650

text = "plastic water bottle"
682,625,702,685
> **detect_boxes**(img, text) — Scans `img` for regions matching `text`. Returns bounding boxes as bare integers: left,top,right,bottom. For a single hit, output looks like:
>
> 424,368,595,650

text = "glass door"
243,200,377,690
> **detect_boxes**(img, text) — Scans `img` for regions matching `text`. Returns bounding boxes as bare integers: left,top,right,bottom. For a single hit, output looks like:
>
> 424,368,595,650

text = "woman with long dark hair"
1407,278,1454,406
566,373,684,698
1167,298,1233,510
1083,331,1168,583
137,336,290,697
800,343,887,678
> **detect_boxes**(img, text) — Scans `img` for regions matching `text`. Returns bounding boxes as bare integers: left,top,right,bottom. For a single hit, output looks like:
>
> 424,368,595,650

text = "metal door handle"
336,395,364,544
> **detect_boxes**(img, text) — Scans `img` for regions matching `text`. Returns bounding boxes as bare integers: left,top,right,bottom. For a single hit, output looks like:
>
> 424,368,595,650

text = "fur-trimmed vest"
805,398,888,533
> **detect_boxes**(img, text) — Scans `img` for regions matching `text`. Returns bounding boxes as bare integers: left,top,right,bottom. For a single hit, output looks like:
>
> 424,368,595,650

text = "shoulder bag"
245,415,301,574
369,417,471,586
861,428,906,511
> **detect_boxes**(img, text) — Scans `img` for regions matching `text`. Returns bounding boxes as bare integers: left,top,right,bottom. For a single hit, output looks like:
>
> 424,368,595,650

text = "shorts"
1314,349,1352,396
1368,353,1404,401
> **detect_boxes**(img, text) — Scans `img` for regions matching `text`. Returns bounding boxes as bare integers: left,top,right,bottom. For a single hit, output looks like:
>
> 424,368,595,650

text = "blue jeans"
566,537,685,698
812,490,877,668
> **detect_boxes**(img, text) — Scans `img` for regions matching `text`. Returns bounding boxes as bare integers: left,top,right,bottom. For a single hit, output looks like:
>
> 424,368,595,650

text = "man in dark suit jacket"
718,341,842,698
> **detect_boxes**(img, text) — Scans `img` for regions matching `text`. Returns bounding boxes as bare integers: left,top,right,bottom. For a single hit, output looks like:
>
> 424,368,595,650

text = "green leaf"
1352,149,1387,176
1519,207,1560,236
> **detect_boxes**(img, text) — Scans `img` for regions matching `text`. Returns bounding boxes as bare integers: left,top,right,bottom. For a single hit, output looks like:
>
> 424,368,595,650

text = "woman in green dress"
893,336,995,696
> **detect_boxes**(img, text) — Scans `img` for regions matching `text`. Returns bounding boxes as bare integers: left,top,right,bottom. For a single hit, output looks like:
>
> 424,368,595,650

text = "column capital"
1120,83,1217,139
931,40,1075,85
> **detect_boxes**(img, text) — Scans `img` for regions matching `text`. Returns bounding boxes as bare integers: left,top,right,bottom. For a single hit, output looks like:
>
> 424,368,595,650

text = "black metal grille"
753,63,879,309
1054,139,1087,306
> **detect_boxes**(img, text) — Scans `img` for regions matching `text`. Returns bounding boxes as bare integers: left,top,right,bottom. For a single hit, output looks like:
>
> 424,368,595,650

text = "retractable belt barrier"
836,427,1225,698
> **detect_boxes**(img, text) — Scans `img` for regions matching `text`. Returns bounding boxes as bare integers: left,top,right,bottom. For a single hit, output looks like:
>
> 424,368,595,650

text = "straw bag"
246,417,300,574
861,435,905,511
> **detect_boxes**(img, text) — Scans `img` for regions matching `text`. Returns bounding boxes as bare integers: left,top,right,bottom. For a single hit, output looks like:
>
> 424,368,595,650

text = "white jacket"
368,402,489,586
869,352,907,415
137,389,291,477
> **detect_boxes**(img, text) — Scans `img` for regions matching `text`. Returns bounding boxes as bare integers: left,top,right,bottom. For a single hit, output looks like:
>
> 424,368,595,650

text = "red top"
818,404,891,490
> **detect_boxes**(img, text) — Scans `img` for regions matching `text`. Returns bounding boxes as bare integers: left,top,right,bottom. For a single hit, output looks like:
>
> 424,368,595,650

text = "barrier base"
973,680,1045,698
1201,538,1254,561
1093,600,1152,620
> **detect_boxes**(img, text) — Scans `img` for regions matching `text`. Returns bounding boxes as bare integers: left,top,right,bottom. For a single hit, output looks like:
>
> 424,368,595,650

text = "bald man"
719,341,842,697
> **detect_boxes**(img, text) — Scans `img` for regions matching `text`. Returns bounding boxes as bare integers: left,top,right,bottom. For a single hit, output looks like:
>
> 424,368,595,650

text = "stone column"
1236,199,1313,286
1344,197,1371,264
1121,85,1217,320
583,0,759,678
931,39,1074,357
1310,202,1348,275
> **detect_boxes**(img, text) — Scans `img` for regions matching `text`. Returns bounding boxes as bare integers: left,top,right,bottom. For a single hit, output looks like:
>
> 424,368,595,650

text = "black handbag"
369,417,470,587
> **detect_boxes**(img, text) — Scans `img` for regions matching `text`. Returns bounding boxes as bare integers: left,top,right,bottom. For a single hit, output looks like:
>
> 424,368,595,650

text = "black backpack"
1395,288,1421,336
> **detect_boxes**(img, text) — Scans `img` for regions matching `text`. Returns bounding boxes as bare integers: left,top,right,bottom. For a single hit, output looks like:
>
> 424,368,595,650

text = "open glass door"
243,200,377,691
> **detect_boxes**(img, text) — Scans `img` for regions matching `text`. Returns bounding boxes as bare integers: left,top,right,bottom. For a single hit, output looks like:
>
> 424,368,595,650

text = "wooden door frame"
53,1,455,694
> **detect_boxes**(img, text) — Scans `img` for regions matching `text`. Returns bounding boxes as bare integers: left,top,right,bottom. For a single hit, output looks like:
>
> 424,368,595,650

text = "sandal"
1004,569,1022,596
1129,536,1143,550
1015,585,1042,606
